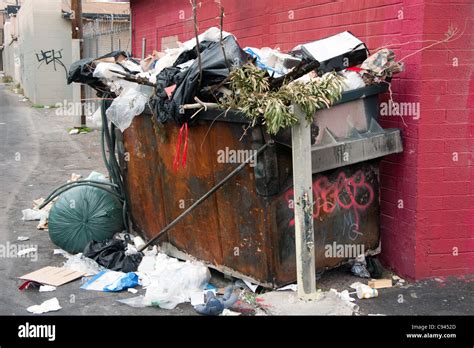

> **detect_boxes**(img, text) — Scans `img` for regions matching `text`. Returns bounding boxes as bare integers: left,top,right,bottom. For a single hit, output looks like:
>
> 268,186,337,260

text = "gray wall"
17,0,73,105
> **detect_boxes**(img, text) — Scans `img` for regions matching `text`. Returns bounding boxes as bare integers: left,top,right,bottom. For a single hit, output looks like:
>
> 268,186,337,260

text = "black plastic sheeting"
83,239,143,273
154,35,250,125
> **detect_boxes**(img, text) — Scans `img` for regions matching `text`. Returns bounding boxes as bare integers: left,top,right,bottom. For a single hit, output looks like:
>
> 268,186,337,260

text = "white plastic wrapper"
181,26,232,51
93,62,125,80
90,107,103,128
244,47,292,76
105,85,153,132
93,62,137,94
63,253,105,276
150,27,232,77
138,253,210,309
340,70,366,91
21,208,47,221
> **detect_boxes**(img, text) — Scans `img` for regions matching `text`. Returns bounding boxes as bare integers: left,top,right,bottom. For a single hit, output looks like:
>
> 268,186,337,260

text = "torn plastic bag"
81,270,139,292
153,43,215,123
83,239,143,273
160,35,249,125
93,62,136,95
244,47,291,77
181,27,232,51
106,84,153,131
340,69,366,91
142,253,211,309
63,253,105,276
173,41,214,67
93,62,126,80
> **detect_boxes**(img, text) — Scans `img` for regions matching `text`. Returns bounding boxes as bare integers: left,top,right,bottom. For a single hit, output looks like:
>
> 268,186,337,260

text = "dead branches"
215,0,230,72
190,0,203,89
109,70,157,87
269,59,320,90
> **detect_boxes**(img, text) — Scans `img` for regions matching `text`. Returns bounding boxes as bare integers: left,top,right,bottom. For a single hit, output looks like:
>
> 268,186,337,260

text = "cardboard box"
368,278,393,289
19,266,84,287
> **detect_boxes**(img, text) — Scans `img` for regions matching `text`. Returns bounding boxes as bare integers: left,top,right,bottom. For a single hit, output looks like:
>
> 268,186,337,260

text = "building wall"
19,0,73,105
129,0,474,280
2,16,19,82
414,1,473,278
2,0,73,105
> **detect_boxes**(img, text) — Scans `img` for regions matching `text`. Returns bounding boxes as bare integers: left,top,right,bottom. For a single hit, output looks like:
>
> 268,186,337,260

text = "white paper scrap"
26,298,61,314
190,291,205,306
243,279,259,292
17,248,37,256
276,284,297,292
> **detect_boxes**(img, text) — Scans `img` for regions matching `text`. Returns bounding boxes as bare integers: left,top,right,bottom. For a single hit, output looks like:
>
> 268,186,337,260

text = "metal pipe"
141,37,146,59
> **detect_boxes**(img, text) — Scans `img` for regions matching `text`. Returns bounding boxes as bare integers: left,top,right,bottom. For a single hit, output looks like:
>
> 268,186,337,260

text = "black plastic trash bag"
154,66,183,123
83,239,143,273
155,35,250,125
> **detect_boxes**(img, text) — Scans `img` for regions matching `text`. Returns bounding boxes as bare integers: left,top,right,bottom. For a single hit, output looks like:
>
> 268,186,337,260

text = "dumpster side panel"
155,121,224,264
208,124,272,283
123,116,272,280
273,161,381,285
122,116,168,242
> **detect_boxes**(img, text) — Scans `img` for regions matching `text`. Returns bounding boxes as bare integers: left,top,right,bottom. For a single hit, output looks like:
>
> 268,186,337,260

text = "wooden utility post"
291,105,317,300
71,0,86,126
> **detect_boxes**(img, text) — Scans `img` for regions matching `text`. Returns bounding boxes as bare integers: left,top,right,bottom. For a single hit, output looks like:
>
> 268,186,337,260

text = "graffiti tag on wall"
35,49,67,78
284,170,375,240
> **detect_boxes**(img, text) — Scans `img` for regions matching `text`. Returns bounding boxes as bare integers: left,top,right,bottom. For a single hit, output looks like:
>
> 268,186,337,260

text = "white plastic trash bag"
106,85,153,132
140,253,210,309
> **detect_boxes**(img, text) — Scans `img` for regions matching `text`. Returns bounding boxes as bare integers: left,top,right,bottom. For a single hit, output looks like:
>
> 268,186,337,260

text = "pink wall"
130,0,474,280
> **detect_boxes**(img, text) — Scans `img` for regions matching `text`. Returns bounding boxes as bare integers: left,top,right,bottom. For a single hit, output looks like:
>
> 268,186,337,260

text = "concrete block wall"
129,0,473,280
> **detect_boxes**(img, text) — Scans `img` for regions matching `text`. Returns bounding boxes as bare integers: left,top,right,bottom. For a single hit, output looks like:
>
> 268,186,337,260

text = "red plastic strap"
173,124,185,172
181,122,189,168
347,66,363,72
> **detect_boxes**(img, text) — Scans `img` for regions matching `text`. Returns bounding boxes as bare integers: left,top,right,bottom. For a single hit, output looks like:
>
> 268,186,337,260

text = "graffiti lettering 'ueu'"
35,49,67,78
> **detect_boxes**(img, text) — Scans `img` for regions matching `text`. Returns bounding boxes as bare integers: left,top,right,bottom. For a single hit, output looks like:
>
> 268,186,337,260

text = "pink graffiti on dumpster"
284,170,375,232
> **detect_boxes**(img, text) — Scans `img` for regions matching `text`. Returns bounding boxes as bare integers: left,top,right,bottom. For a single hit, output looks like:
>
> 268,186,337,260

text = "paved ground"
0,79,472,316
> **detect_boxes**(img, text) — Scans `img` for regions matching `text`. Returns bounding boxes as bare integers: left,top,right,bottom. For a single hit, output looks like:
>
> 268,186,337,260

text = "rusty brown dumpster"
118,84,403,288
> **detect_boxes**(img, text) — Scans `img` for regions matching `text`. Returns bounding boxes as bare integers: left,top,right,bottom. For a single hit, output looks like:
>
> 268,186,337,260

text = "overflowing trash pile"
18,174,405,316
68,29,403,136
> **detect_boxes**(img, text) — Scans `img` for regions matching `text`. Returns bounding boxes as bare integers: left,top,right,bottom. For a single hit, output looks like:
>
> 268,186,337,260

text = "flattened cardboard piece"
19,266,85,287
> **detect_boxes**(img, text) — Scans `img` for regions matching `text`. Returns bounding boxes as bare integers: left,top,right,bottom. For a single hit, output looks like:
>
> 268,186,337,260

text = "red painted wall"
129,0,474,280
